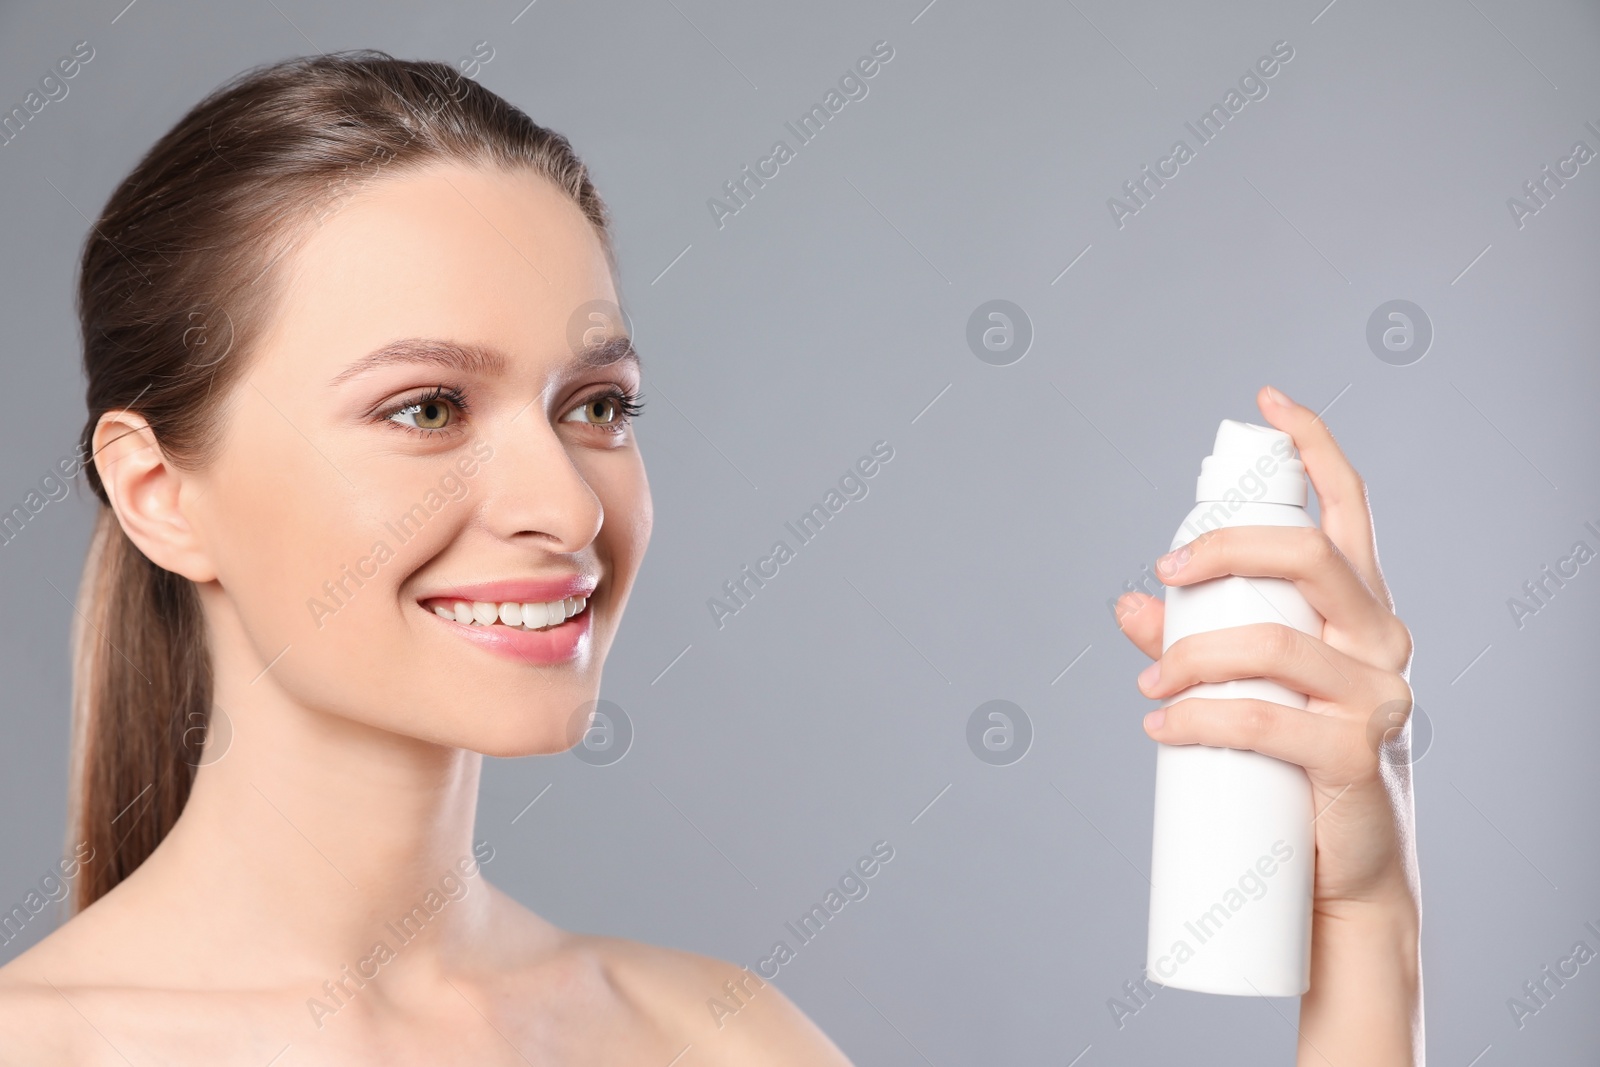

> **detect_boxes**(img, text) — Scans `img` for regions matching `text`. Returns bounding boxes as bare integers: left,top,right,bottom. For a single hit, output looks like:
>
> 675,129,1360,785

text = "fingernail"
1138,661,1160,692
1264,385,1292,406
1143,709,1165,731
1156,544,1189,578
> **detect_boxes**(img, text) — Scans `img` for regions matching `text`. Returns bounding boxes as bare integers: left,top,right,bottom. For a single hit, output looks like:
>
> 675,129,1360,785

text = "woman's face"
187,161,651,756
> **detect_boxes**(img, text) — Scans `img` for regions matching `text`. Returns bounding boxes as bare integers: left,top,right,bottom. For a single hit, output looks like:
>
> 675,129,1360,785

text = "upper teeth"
432,596,588,631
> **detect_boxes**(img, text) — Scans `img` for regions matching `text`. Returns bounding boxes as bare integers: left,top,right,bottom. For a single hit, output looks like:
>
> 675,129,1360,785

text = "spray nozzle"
1194,419,1308,506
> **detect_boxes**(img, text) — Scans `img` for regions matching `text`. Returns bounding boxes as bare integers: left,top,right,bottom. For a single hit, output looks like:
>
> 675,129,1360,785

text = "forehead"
258,161,618,368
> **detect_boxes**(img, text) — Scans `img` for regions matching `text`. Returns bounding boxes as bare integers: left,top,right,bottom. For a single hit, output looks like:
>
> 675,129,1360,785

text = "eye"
562,388,644,432
378,385,468,434
392,399,452,430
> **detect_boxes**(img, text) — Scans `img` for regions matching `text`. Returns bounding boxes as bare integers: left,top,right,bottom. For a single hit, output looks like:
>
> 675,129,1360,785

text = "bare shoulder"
0,888,180,1065
578,933,854,1066
478,885,852,1063
0,979,97,1065
0,892,145,1064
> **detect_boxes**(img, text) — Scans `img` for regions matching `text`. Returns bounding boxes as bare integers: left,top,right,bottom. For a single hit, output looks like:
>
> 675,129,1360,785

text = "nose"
474,412,603,552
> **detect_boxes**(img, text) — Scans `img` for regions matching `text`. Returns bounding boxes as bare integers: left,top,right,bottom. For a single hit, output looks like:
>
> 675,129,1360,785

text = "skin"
0,162,850,1065
1116,385,1423,1065
0,165,1416,1062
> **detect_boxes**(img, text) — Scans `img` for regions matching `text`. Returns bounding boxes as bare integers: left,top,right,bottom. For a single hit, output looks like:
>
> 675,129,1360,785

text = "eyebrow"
329,335,639,386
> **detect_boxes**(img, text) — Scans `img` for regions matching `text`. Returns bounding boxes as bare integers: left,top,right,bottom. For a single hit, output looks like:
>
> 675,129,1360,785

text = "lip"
416,574,598,606
421,596,594,666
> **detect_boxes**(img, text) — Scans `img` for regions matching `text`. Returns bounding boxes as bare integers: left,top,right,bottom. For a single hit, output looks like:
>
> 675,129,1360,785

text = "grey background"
2,0,1597,1063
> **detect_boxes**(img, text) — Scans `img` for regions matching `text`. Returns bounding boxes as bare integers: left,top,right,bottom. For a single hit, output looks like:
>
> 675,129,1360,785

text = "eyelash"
576,388,646,433
373,384,645,437
376,385,471,437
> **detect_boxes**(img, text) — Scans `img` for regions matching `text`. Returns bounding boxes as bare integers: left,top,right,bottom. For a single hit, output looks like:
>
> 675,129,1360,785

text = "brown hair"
68,50,612,912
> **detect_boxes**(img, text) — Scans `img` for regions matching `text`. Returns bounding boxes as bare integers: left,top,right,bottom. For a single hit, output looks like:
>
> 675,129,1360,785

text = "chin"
415,686,598,758
465,720,586,759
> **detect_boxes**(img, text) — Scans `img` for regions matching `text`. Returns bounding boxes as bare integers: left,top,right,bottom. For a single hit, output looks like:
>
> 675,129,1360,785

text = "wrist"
1301,873,1423,1066
1315,888,1421,986
1317,860,1420,928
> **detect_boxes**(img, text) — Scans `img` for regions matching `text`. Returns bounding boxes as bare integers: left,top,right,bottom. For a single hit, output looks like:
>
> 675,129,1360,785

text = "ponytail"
68,508,210,911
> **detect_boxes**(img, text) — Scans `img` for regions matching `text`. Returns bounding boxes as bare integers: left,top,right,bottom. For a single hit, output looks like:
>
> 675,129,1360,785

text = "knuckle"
1385,617,1415,669
1366,677,1414,758
1259,623,1301,665
1238,701,1276,744
1302,526,1339,569
1377,673,1414,711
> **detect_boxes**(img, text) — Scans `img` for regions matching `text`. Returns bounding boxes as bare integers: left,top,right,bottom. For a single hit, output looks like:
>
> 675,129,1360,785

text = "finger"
1256,385,1391,608
1114,591,1163,660
1138,622,1380,707
1154,525,1411,671
1142,695,1355,777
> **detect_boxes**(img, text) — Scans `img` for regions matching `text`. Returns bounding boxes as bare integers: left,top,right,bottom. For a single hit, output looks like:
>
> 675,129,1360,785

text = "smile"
415,576,598,666
425,596,589,633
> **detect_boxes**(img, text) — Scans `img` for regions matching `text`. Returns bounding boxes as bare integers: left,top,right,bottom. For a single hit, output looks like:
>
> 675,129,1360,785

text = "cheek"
594,451,652,580
195,402,460,668
574,447,651,660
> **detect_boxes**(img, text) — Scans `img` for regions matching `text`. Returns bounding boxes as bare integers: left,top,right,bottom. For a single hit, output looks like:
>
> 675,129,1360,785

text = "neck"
102,597,498,989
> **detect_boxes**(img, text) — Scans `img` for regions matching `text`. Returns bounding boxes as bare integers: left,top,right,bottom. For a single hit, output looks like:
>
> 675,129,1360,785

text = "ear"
92,410,217,583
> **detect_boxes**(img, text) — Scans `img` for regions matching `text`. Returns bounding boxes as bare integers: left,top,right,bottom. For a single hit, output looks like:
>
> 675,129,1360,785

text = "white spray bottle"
1145,419,1321,996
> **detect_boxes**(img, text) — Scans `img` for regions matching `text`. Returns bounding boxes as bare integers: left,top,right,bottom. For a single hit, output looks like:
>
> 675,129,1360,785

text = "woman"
0,52,1421,1063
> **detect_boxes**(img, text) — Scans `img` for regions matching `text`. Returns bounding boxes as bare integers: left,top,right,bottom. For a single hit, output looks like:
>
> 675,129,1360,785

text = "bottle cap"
1194,419,1307,507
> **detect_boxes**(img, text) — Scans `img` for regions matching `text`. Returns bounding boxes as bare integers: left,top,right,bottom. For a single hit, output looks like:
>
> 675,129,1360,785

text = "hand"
1114,384,1418,909
1115,385,1423,1064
